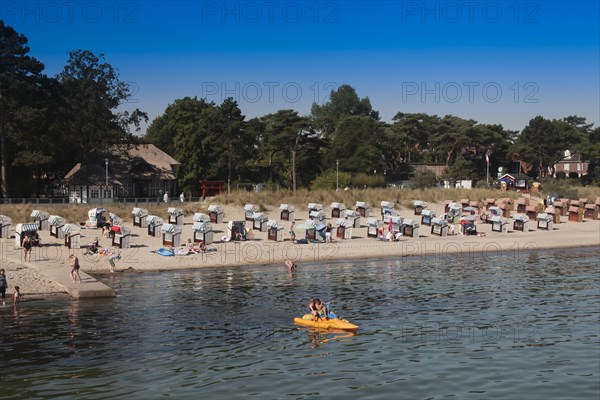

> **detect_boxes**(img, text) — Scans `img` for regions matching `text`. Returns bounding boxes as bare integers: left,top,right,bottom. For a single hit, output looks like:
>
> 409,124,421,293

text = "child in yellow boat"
308,298,327,319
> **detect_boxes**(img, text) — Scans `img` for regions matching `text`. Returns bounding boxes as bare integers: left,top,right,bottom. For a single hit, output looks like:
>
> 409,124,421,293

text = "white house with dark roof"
63,144,180,203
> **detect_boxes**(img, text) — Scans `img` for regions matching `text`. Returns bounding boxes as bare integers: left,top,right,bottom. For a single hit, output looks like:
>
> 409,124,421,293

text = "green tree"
387,112,438,164
260,110,324,193
0,21,45,197
586,126,600,184
10,76,68,196
428,115,477,167
145,97,220,193
330,115,385,174
510,116,582,178
442,158,477,182
311,84,378,138
566,116,599,184
206,98,249,193
57,50,147,165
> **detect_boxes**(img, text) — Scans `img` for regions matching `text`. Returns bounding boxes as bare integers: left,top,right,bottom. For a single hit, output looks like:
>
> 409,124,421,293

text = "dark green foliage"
510,116,582,178
330,116,386,174
311,84,378,138
411,169,439,190
442,158,477,182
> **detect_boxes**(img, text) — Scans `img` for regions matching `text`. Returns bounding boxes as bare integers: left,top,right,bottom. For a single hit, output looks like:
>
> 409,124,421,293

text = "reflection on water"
0,247,599,399
302,328,357,348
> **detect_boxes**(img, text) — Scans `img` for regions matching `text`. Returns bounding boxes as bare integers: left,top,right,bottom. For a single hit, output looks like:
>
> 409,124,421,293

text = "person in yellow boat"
308,298,328,319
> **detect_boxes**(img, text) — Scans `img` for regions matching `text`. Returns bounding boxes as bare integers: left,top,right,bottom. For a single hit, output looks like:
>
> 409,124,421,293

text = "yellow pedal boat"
294,314,359,331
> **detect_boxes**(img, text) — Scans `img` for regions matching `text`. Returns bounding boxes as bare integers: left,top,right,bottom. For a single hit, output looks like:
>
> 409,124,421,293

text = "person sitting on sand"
186,239,197,253
186,239,207,253
285,259,297,271
385,230,395,242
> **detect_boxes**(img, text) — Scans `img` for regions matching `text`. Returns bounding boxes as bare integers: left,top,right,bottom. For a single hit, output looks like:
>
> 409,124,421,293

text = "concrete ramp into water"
8,257,115,299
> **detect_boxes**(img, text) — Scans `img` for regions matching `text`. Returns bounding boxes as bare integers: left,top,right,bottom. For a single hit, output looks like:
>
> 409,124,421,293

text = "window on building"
90,187,100,198
564,163,570,172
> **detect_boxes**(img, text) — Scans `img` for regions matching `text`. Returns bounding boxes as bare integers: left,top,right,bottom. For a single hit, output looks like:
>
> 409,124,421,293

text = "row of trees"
0,21,146,197
2,21,599,197
145,88,599,194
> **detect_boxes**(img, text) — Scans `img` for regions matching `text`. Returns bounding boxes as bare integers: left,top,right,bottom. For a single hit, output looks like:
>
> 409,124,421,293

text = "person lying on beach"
186,239,207,253
381,231,397,242
285,259,297,271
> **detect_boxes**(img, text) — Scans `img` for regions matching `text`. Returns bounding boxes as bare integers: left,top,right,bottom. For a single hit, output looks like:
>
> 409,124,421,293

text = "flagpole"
485,149,491,186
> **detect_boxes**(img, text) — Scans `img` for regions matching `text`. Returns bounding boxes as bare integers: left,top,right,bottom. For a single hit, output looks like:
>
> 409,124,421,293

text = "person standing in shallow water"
285,259,297,272
0,269,8,303
13,285,21,305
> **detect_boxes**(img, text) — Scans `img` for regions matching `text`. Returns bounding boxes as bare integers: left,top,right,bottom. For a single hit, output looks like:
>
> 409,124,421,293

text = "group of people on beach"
185,238,208,254
0,268,21,306
288,221,334,244
377,225,402,242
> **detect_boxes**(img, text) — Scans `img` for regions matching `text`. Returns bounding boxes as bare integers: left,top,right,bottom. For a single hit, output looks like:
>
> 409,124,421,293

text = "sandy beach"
1,200,599,297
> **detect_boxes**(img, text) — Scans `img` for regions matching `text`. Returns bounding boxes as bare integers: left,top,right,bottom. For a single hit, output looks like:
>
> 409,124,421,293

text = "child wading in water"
13,286,22,305
285,259,297,272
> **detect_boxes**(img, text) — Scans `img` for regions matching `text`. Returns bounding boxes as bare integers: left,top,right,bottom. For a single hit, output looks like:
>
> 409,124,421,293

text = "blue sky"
2,0,599,133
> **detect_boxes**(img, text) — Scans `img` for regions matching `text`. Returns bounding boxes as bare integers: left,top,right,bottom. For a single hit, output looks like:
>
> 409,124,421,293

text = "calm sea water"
1,247,599,400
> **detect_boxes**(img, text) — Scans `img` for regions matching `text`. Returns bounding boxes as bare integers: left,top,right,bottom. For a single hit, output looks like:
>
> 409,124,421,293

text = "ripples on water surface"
1,247,599,399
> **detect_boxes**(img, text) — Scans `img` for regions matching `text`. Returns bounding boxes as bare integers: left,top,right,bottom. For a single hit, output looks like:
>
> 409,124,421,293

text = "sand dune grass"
1,187,598,224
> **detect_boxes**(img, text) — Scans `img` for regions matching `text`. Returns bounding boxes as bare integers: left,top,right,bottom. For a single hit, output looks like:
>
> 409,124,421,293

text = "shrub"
539,178,580,199
311,170,352,190
555,171,566,179
351,173,385,189
411,169,438,190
